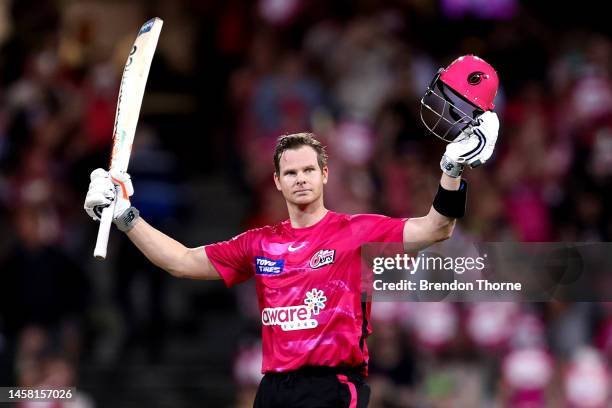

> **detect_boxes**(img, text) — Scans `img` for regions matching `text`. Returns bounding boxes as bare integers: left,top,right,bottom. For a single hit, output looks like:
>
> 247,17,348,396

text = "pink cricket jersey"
205,211,405,374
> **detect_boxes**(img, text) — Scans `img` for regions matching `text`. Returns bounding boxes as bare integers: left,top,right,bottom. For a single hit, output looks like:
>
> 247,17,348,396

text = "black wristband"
432,180,468,218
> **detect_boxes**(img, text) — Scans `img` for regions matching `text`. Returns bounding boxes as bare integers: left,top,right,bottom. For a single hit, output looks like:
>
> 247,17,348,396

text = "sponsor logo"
309,250,335,269
126,46,137,68
125,209,138,223
288,242,307,252
261,289,327,331
255,257,285,275
138,19,155,36
467,71,486,85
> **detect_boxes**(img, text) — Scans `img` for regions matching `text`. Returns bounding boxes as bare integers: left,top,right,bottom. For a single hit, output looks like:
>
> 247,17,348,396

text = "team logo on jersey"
261,289,327,331
309,250,335,269
255,257,285,275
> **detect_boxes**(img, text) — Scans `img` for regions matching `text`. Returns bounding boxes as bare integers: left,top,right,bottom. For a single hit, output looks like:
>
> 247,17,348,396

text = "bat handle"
94,200,116,260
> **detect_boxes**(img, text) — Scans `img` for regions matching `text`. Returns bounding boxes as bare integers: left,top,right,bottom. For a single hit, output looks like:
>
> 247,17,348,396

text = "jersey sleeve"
204,230,254,287
349,214,406,243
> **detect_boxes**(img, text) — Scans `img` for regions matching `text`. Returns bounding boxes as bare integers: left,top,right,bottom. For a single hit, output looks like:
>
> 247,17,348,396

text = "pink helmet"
420,55,499,141
440,55,499,110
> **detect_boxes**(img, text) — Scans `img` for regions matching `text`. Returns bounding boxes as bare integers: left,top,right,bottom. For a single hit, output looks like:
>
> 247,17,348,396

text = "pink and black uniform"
205,210,404,408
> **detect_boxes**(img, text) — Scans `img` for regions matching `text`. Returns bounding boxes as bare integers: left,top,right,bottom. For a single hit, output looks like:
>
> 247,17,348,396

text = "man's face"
274,146,328,206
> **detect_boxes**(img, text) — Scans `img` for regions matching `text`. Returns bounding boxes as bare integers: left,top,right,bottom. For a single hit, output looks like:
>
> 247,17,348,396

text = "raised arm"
403,111,500,252
84,169,220,280
403,173,461,252
126,217,220,279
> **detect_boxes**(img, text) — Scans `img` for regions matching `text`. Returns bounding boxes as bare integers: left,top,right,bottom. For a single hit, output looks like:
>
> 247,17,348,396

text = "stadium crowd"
0,0,611,407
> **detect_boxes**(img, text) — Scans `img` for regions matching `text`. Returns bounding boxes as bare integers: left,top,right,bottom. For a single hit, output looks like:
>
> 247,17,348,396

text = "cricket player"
84,55,500,407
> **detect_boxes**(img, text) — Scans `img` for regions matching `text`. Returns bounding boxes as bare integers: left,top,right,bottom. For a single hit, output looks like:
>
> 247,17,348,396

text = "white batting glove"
441,111,500,177
84,168,133,223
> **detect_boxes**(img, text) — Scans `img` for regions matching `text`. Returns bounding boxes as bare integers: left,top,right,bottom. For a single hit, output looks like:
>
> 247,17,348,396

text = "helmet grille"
420,79,483,142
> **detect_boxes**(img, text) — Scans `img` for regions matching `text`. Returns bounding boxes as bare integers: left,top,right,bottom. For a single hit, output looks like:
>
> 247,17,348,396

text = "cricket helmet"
420,55,499,142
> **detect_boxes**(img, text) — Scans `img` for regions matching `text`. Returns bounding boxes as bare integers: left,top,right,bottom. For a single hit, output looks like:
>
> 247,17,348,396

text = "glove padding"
441,111,500,177
84,168,133,222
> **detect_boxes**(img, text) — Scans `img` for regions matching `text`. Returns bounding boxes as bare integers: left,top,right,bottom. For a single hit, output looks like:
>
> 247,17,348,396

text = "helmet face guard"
420,69,484,142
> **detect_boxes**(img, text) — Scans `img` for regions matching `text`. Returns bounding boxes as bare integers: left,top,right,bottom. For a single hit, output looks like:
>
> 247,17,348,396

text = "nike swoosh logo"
288,242,307,252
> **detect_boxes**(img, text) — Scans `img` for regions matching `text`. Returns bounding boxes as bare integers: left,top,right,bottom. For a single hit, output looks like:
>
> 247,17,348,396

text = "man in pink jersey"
84,56,500,407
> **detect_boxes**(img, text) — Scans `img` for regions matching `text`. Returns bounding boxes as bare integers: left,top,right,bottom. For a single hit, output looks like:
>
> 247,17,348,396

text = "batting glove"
84,168,134,225
440,111,500,177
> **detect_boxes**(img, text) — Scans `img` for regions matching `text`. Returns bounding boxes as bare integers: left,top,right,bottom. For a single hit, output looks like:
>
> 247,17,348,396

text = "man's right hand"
84,168,134,223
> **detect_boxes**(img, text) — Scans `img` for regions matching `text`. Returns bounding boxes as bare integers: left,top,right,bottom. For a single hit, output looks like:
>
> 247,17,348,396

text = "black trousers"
253,366,370,408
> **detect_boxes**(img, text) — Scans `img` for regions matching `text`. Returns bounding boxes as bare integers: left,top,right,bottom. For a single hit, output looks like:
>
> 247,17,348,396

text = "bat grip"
93,200,117,260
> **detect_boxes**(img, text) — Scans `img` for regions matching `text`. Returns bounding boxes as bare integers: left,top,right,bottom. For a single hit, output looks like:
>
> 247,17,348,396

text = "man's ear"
274,172,282,191
322,166,329,185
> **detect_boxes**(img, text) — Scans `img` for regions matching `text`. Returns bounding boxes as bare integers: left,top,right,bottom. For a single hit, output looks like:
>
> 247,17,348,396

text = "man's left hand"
440,111,500,177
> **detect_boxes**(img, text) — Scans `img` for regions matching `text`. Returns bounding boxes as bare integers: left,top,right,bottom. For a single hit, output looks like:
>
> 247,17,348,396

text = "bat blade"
94,17,163,260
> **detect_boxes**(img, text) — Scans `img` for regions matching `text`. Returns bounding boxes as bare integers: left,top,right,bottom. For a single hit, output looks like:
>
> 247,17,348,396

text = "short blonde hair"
273,133,328,174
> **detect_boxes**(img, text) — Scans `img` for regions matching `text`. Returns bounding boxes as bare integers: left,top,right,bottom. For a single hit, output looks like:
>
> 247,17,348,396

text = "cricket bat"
93,17,163,260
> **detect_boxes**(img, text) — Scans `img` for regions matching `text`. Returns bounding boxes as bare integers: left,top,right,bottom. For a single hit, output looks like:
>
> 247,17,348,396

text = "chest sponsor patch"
255,257,285,275
309,249,335,269
261,289,327,331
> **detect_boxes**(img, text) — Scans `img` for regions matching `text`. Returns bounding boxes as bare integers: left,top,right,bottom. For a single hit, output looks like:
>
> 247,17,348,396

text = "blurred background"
0,0,611,407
